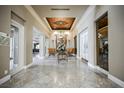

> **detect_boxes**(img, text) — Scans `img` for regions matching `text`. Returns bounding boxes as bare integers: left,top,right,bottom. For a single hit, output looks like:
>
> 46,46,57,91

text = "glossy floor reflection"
0,55,121,88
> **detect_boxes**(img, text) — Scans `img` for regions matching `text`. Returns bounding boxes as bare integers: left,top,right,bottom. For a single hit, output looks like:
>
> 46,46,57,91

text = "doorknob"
10,57,13,60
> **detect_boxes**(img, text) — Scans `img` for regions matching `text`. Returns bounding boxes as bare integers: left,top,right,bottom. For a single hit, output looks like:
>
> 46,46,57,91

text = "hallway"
0,56,120,88
0,5,124,88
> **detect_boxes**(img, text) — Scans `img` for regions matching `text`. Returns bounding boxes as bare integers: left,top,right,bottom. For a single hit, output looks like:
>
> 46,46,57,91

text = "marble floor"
0,55,121,88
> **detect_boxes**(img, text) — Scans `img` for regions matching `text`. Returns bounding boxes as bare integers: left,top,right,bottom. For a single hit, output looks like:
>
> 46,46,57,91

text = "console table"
57,51,68,63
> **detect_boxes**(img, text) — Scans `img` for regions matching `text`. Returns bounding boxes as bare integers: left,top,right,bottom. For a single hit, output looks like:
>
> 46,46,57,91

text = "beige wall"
0,46,10,79
11,5,32,66
0,6,11,78
77,5,124,82
108,6,124,81
0,5,49,79
72,29,78,38
95,5,124,82
76,6,96,66
11,6,50,65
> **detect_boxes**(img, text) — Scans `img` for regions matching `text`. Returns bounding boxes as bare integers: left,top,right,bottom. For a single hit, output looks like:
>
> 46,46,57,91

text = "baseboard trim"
0,75,10,85
108,74,124,88
95,66,109,75
88,63,124,87
88,63,95,69
11,66,25,76
24,63,33,69
88,63,109,75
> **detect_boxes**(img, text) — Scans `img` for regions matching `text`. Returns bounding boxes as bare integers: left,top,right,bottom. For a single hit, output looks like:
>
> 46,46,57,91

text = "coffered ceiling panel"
46,17,75,30
32,5,89,31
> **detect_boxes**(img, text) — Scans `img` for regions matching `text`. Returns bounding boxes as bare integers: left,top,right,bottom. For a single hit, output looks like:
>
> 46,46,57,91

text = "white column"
77,34,80,58
45,38,49,56
39,35,44,58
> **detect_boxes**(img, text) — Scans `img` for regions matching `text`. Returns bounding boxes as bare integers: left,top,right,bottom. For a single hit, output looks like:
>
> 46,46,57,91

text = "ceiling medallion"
46,17,75,30
53,21,68,25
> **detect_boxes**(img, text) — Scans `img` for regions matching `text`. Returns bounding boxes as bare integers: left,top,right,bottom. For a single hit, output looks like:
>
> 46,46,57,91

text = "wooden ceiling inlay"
46,17,75,30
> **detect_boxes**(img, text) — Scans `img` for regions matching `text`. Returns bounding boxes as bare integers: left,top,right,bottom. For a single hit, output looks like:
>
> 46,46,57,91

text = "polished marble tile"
0,56,121,88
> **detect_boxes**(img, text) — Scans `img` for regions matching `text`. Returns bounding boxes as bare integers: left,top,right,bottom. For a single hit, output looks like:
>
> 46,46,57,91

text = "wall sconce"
53,31,59,36
98,33,103,39
64,31,70,36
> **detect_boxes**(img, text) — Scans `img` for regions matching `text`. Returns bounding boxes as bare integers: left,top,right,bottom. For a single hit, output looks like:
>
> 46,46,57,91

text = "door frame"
10,20,25,75
32,27,45,61
94,11,109,74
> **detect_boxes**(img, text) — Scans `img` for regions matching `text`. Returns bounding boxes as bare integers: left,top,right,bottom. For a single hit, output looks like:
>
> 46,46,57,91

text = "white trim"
95,66,109,75
24,63,33,69
11,66,25,76
24,6,50,38
88,63,95,69
0,75,10,85
10,20,25,76
88,63,108,75
76,56,81,59
87,63,124,87
108,74,124,88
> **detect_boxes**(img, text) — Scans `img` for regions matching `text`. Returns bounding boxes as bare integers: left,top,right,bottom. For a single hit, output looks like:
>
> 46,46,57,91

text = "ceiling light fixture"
51,8,70,11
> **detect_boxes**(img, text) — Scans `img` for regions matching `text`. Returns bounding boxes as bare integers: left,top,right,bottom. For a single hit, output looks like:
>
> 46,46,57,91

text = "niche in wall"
96,12,108,71
74,36,77,54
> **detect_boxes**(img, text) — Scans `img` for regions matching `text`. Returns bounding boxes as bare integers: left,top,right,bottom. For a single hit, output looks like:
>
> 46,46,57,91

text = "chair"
48,48,56,56
67,48,76,56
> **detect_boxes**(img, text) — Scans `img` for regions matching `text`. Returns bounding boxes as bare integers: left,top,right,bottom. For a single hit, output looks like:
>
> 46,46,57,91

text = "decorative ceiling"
46,17,75,30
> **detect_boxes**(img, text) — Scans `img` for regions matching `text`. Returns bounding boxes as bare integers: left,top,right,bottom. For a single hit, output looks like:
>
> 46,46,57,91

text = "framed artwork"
0,32,9,46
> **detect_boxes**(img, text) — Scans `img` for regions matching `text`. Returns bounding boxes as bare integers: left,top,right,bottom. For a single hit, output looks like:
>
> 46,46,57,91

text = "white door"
10,20,24,75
